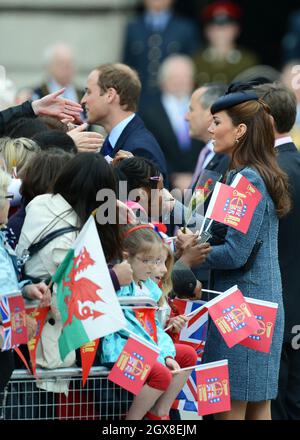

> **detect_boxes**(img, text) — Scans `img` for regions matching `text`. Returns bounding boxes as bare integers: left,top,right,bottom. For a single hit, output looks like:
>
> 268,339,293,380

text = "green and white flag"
52,216,126,361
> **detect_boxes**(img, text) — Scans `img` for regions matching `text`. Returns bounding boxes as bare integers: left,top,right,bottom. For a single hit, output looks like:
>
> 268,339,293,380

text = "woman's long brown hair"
227,100,291,218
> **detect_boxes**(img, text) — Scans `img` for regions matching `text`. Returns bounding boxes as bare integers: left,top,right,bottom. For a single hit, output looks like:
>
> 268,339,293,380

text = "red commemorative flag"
196,360,231,416
205,179,262,234
8,294,28,346
231,173,263,203
134,308,158,343
80,339,100,386
206,286,260,348
239,298,278,353
26,306,50,376
108,334,160,395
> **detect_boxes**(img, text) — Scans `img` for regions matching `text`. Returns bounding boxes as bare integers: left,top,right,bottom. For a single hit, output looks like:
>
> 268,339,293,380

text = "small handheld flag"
196,360,231,416
25,305,50,376
108,333,160,395
206,285,260,348
52,216,126,361
0,292,28,351
205,177,262,234
168,298,208,354
239,298,278,353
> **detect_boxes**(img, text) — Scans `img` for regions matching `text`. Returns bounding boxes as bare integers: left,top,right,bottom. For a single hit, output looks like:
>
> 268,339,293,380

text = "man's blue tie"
101,137,113,157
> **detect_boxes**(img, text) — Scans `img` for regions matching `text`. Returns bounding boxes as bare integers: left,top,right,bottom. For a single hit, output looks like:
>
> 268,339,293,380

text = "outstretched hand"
67,123,104,152
31,88,83,123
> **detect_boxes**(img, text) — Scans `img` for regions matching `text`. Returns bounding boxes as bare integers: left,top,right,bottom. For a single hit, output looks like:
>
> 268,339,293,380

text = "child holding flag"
199,84,291,419
101,225,197,420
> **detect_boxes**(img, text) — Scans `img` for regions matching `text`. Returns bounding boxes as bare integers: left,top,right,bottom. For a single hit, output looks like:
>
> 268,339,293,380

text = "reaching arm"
31,88,82,122
0,88,83,136
0,100,35,136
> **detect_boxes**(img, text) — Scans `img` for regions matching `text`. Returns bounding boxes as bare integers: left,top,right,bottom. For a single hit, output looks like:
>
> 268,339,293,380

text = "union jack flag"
0,295,12,351
0,293,27,351
172,349,205,412
172,398,198,412
169,299,209,412
169,298,208,351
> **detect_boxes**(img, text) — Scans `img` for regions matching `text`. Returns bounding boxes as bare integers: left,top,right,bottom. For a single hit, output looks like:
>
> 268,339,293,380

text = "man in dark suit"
186,84,229,192
122,0,200,111
141,54,202,190
184,83,229,289
255,82,300,420
282,9,300,62
81,63,168,182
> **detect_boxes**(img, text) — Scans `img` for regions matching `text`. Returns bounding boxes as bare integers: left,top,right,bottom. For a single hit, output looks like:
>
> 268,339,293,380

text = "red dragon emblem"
62,246,105,327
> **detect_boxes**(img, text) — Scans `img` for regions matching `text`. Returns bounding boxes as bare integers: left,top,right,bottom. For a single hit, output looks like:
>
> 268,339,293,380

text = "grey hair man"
185,83,229,189
142,54,199,191
33,42,83,102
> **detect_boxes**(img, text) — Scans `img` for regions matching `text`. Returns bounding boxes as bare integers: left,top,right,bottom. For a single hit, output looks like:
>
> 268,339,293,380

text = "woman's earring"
235,138,239,143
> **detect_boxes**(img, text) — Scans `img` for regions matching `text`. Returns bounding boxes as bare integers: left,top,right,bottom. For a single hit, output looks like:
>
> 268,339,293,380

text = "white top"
17,193,79,279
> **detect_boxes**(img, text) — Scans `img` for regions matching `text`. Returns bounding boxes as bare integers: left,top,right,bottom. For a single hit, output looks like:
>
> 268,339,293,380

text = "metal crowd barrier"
0,367,133,420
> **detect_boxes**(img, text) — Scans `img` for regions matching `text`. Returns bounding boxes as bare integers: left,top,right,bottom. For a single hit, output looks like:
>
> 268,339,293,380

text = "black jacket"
141,101,203,175
110,114,168,184
203,153,230,179
0,101,35,136
189,153,230,284
276,142,300,342
192,152,230,213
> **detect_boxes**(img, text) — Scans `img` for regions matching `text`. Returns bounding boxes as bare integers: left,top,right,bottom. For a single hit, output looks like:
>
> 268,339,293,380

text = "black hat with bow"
211,81,260,114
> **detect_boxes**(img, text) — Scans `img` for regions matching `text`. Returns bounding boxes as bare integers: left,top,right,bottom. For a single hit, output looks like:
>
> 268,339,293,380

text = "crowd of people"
1,0,300,422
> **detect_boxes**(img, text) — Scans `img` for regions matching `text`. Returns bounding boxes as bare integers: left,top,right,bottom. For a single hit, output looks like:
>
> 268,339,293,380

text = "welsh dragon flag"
52,216,126,361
